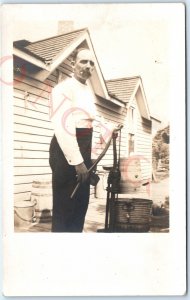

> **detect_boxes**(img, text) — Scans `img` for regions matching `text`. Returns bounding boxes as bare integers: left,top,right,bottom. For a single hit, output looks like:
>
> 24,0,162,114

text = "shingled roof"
106,76,140,103
13,28,87,63
13,30,150,114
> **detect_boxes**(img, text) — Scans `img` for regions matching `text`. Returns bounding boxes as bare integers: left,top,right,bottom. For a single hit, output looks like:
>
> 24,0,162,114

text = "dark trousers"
49,128,92,232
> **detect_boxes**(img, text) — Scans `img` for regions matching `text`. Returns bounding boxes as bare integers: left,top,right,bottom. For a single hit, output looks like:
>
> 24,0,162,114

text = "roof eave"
13,47,50,70
95,94,125,108
107,93,126,107
150,115,162,123
109,97,125,107
84,33,110,99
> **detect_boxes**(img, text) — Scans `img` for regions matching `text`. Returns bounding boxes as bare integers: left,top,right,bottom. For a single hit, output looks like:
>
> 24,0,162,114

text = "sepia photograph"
12,5,171,234
2,3,186,296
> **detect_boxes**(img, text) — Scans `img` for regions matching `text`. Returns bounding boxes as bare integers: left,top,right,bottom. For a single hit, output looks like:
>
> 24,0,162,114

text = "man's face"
73,49,95,83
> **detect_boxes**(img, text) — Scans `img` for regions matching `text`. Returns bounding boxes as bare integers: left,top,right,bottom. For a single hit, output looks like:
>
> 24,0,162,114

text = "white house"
13,28,153,203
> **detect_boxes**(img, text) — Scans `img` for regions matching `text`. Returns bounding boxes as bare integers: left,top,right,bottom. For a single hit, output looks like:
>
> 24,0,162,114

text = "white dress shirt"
50,77,99,165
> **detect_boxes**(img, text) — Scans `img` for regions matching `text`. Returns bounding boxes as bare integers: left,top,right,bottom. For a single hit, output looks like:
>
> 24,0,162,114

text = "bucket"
113,198,153,232
14,200,37,229
31,179,52,223
150,203,169,230
150,215,169,230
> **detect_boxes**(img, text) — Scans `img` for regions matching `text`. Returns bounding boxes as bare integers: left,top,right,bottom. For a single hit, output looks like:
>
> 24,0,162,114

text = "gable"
132,83,150,120
13,28,87,63
106,77,150,120
13,28,110,100
106,77,140,103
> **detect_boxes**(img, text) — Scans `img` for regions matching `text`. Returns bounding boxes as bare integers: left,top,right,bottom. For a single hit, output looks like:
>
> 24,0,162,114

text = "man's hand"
75,162,88,183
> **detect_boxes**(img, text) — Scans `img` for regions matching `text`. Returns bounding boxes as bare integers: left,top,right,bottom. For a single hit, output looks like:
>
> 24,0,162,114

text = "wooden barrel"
113,198,153,232
119,157,142,193
31,179,52,223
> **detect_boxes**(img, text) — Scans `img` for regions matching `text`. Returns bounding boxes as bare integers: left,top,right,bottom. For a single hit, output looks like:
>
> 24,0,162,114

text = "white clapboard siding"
47,74,57,85
14,174,52,185
14,183,33,194
14,91,50,110
94,102,126,172
13,95,51,117
14,192,31,201
61,61,73,72
14,150,49,159
14,85,50,102
135,106,152,180
96,107,124,123
14,76,52,92
14,158,49,167
14,124,53,137
14,106,50,122
14,132,52,144
58,66,72,77
45,78,56,88
13,76,53,202
96,108,125,125
14,166,51,176
14,141,49,151
14,79,51,99
14,114,52,130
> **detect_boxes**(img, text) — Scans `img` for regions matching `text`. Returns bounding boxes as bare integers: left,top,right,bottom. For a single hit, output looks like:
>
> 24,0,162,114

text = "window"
128,106,135,134
127,106,136,155
128,133,135,155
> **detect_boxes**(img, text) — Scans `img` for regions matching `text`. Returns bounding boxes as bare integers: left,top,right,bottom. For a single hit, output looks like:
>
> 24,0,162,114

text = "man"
49,48,99,232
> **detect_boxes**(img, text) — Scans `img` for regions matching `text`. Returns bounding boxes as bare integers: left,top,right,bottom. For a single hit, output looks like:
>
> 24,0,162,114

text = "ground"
15,177,169,233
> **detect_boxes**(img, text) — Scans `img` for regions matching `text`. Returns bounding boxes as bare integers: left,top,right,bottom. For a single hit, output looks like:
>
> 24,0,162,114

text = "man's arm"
50,83,88,183
50,82,84,165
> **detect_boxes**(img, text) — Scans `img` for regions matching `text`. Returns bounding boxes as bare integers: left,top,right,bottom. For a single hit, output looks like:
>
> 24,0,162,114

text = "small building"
13,28,152,203
106,76,152,180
